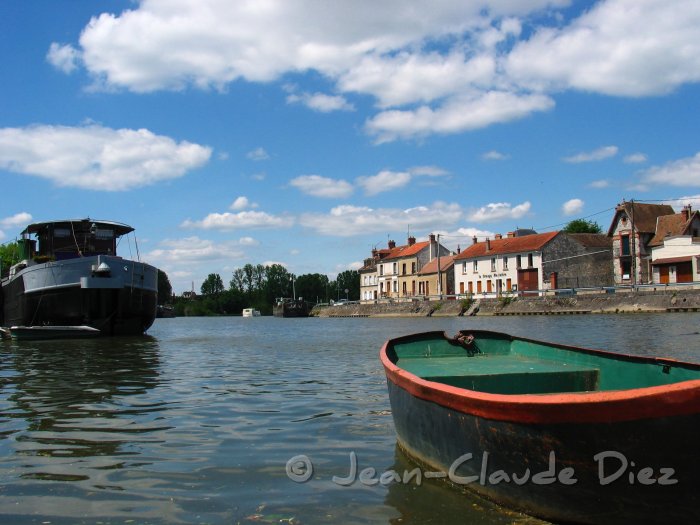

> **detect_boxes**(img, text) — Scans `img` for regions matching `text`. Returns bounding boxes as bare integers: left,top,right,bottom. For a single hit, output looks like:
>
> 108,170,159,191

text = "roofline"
22,219,135,236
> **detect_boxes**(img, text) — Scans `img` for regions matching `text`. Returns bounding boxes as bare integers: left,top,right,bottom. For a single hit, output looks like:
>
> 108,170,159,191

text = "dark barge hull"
273,301,310,318
381,330,700,525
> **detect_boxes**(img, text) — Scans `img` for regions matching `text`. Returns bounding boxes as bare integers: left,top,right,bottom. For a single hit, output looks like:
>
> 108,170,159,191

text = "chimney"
388,240,396,249
371,248,378,257
472,235,478,245
495,233,502,240
485,238,491,251
457,244,461,254
507,231,515,238
682,205,692,222
429,233,436,243
408,235,416,246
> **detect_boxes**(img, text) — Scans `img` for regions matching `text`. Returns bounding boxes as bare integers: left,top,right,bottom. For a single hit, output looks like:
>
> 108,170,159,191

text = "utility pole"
630,200,636,288
436,234,442,298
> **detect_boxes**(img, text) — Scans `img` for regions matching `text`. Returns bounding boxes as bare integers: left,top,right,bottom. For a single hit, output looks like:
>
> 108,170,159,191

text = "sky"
1,0,700,293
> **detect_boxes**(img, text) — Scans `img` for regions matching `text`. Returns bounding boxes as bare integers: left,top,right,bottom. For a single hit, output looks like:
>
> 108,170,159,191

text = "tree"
0,242,19,279
201,273,225,296
157,269,173,304
563,219,602,234
333,269,360,301
295,273,330,303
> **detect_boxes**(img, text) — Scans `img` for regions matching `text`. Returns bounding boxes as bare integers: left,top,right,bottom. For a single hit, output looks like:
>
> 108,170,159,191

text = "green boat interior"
388,331,700,395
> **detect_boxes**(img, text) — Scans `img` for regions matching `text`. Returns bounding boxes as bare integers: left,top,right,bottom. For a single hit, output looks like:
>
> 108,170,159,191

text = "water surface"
1,314,698,524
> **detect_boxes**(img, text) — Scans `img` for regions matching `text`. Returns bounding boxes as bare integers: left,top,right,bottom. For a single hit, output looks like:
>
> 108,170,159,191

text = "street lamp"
290,274,296,300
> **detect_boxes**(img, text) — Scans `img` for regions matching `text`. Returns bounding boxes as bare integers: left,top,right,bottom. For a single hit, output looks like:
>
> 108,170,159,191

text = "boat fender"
454,333,474,346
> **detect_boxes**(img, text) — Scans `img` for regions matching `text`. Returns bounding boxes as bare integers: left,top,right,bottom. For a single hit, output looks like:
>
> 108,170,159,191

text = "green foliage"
157,269,173,304
563,219,603,234
460,297,474,311
0,242,20,279
177,264,361,316
201,273,225,296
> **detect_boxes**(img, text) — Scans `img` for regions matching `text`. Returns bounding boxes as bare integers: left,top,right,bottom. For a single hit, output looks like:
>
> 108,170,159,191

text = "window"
393,263,397,274
506,278,512,291
473,260,478,273
491,258,496,272
411,262,416,274
621,235,631,256
379,265,384,276
621,259,631,280
468,281,473,294
463,262,468,274
393,281,398,292
516,255,522,269
503,257,508,270
402,282,407,295
477,281,482,294
527,253,534,268
486,280,492,293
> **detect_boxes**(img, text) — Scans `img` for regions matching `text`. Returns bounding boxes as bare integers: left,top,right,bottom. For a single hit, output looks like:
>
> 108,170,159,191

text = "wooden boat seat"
398,355,600,395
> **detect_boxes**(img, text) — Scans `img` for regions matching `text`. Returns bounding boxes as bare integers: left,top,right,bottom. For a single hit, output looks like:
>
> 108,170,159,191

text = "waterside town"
358,201,700,304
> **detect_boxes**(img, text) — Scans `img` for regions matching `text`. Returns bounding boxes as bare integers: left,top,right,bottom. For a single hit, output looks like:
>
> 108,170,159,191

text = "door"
669,266,677,284
459,282,465,294
518,269,539,291
659,266,669,284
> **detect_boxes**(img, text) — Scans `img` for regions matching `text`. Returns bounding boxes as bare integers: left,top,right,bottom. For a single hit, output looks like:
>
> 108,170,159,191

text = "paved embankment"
312,289,700,318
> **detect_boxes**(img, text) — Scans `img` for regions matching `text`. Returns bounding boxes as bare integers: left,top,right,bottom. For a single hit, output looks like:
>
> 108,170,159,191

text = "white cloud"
409,165,449,177
482,150,509,161
0,230,5,241
356,170,412,196
46,43,80,73
299,201,462,236
589,179,610,189
230,196,258,210
562,198,584,216
641,152,700,187
1,212,33,228
467,201,531,223
290,174,354,198
624,152,648,164
49,0,700,143
286,91,354,112
246,147,269,161
238,236,259,246
181,210,290,230
563,145,618,164
146,236,245,264
659,195,700,210
506,0,700,97
366,91,554,143
0,124,211,191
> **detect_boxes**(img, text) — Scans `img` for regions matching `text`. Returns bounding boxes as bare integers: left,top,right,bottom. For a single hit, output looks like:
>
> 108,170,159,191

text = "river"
1,314,699,524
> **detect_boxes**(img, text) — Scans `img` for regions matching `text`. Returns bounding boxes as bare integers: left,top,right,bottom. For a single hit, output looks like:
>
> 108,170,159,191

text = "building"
360,235,450,301
607,201,674,285
648,205,700,284
453,230,613,297
416,254,457,298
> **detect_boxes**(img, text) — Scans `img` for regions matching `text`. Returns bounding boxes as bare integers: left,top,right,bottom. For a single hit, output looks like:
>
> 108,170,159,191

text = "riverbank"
311,288,700,317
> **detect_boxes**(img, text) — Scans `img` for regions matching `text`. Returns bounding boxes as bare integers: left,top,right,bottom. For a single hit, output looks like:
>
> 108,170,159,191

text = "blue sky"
1,0,699,293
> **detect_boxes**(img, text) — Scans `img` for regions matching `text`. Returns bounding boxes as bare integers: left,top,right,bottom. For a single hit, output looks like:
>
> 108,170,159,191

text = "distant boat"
1,219,158,336
380,329,700,525
242,307,261,317
272,298,309,318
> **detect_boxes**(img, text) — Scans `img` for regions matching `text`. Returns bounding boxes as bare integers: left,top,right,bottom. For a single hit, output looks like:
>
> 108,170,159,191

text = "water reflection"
0,337,171,517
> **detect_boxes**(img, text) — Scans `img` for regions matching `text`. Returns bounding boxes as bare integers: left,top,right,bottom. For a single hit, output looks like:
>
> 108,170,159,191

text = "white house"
453,232,559,297
650,236,700,284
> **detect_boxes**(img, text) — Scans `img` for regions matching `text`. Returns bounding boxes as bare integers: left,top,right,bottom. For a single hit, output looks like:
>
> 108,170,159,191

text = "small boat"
380,330,700,525
272,298,309,318
242,307,261,317
9,325,101,340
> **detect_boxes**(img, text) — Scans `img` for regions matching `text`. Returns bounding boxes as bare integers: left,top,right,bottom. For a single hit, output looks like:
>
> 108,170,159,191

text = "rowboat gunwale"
381,329,700,425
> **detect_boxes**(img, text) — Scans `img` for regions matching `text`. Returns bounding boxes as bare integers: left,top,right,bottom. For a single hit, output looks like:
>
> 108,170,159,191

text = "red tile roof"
383,240,431,260
648,211,700,247
607,202,675,236
453,231,560,260
417,255,456,275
